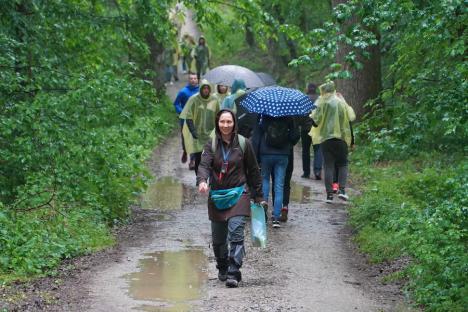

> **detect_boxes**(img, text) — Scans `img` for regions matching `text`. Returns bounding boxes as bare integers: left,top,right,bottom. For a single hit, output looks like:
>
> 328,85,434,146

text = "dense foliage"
0,0,177,278
290,0,467,310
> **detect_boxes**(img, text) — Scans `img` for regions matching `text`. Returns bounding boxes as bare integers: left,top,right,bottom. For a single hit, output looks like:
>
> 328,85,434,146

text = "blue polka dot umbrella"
239,86,316,117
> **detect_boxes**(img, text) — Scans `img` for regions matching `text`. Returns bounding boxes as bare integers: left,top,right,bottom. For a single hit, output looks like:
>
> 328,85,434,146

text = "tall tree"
331,0,381,119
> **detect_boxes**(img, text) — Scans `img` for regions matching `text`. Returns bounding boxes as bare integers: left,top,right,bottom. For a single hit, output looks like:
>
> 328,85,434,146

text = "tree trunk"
331,0,382,120
146,34,165,93
245,22,255,47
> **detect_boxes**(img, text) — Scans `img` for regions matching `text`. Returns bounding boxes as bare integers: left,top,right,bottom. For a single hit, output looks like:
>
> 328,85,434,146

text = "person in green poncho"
181,79,220,174
213,85,230,104
309,81,356,203
193,36,210,80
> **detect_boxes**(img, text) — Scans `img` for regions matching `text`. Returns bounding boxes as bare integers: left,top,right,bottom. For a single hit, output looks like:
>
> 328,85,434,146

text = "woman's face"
218,112,234,137
218,85,228,94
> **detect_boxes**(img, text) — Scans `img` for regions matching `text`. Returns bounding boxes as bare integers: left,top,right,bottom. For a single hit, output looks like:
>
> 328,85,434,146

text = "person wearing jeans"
260,154,288,225
252,115,300,228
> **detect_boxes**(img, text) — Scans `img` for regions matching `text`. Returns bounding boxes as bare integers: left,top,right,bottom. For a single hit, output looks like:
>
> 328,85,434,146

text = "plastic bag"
250,202,267,248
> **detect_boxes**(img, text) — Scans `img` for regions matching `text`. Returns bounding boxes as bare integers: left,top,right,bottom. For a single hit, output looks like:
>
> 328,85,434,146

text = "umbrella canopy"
204,65,264,89
239,86,316,117
256,72,276,86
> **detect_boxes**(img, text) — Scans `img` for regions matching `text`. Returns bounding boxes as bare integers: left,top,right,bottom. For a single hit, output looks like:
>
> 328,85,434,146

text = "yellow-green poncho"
309,81,356,146
180,80,220,154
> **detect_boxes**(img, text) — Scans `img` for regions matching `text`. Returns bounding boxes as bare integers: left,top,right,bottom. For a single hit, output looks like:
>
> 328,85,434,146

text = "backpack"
264,119,289,148
211,134,246,154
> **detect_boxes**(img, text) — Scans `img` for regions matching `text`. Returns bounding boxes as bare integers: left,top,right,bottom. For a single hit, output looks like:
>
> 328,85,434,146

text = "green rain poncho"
180,79,220,154
221,79,247,113
213,85,230,104
309,81,356,146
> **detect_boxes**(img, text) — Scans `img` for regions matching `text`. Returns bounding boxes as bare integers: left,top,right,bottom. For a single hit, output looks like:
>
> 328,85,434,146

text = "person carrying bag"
197,108,264,288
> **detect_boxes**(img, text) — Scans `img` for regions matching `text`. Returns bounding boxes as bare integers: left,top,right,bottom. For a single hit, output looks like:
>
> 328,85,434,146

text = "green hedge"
349,151,468,311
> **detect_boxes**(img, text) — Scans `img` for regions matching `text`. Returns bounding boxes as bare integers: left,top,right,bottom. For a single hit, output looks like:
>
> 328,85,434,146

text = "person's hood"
198,79,212,99
231,79,246,94
214,108,238,140
198,35,206,45
319,81,336,95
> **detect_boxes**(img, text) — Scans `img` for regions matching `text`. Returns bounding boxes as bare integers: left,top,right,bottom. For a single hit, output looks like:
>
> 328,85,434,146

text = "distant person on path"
163,44,179,85
174,73,199,163
213,84,230,104
197,109,264,288
180,34,196,74
193,35,211,80
252,115,299,228
310,81,356,203
182,79,219,174
299,83,321,179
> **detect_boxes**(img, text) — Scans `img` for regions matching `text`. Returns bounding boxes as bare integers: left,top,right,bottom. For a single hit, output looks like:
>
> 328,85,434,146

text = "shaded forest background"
1,0,466,310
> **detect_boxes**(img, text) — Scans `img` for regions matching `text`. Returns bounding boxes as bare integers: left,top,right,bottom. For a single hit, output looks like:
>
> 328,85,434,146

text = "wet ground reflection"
289,181,313,204
141,177,185,211
125,250,207,309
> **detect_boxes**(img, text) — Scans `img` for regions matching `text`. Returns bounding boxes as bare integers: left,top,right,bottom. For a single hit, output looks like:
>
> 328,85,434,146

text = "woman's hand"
198,181,209,194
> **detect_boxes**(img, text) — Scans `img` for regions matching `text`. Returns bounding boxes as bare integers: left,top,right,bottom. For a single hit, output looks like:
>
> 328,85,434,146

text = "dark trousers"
301,129,312,176
301,129,322,177
321,139,348,193
211,216,246,274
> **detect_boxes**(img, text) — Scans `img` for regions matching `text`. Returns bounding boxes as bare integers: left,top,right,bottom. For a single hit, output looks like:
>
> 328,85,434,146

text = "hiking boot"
218,268,228,281
279,207,288,222
272,219,281,228
225,271,242,288
315,173,322,180
332,183,339,193
181,151,187,163
326,192,333,204
301,174,310,179
338,189,349,201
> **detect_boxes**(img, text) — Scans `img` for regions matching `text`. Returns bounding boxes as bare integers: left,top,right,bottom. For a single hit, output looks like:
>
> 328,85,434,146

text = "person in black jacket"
252,115,300,228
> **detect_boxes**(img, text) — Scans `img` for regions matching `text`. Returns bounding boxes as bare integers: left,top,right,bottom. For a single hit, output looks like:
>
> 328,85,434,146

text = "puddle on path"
133,303,191,312
141,177,185,211
124,250,207,309
289,181,313,204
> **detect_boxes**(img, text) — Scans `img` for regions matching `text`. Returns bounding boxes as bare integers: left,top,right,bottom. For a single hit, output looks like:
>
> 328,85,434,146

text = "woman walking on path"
197,109,264,288
310,81,356,203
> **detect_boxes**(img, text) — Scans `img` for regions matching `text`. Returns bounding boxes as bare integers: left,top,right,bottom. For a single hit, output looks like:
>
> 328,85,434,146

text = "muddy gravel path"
69,122,406,312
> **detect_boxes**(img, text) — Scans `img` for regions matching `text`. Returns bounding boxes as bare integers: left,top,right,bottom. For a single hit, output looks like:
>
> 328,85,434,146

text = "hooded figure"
309,81,356,146
309,81,356,203
221,79,247,113
193,35,211,79
213,84,230,103
197,108,264,288
181,79,219,173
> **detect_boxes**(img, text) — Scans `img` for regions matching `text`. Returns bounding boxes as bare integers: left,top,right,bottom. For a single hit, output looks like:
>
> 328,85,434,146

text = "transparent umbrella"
203,65,265,89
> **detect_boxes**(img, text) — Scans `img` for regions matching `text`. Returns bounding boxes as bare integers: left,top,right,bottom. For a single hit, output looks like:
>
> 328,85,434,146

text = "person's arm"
185,119,198,139
197,141,214,192
243,139,263,202
173,91,185,114
346,103,356,122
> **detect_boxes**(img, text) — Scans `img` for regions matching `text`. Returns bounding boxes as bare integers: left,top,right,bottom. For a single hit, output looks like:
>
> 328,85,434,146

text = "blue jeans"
261,154,289,219
313,144,323,176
